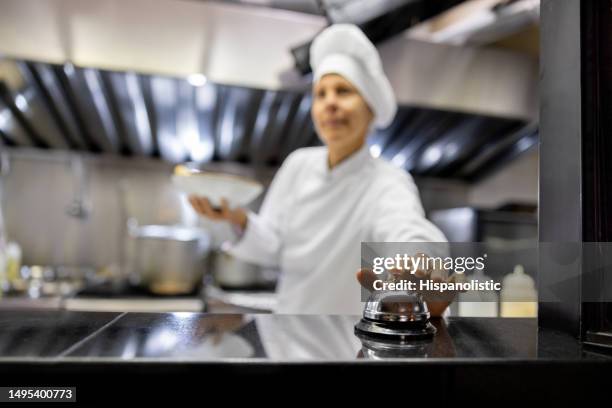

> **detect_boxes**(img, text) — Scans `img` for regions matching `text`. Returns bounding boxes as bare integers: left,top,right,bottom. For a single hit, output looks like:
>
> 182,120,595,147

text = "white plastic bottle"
458,267,499,317
0,250,5,298
500,264,538,317
6,242,22,285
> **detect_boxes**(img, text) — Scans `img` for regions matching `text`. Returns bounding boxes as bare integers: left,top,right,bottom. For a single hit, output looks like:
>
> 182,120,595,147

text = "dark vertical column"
539,0,583,335
580,0,612,339
539,0,612,337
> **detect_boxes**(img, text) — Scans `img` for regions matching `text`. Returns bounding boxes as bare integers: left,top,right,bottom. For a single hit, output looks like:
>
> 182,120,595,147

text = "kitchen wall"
0,145,537,269
0,148,273,270
2,149,181,270
416,177,469,211
468,147,539,207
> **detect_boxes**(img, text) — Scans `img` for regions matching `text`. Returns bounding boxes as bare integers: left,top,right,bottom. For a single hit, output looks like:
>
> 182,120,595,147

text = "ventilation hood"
0,0,539,182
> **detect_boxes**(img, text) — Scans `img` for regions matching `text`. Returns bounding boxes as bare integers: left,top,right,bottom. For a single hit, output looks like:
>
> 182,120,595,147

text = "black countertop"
0,311,610,403
0,311,609,361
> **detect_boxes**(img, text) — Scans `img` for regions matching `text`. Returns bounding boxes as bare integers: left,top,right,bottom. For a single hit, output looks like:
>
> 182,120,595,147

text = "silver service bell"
354,288,437,341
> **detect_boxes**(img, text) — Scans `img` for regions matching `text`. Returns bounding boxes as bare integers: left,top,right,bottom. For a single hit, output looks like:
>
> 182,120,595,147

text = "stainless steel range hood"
0,0,539,181
0,0,537,114
379,36,539,120
0,55,534,181
0,0,327,90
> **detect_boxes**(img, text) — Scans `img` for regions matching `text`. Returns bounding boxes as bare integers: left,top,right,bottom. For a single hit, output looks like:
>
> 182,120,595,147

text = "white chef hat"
310,24,397,129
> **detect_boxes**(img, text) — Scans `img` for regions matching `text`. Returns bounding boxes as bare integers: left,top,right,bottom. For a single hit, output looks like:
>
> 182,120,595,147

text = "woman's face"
311,74,374,151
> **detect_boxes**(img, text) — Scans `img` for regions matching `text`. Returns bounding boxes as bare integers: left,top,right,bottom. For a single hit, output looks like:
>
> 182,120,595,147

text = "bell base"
354,318,436,342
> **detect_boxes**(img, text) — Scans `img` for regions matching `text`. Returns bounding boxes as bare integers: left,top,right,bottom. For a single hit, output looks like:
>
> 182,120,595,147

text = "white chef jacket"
227,143,447,315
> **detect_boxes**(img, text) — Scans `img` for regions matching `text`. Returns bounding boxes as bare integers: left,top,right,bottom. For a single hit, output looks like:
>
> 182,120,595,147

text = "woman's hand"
356,268,454,318
356,253,464,318
188,196,248,230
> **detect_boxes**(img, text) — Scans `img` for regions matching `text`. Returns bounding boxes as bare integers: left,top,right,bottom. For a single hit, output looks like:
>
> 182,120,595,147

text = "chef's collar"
323,143,373,181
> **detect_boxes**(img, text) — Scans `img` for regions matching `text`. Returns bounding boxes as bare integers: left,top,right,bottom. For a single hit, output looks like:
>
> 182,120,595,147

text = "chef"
189,24,449,316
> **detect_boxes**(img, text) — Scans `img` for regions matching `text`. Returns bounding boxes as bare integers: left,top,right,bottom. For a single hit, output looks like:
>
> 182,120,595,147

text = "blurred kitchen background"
0,0,540,315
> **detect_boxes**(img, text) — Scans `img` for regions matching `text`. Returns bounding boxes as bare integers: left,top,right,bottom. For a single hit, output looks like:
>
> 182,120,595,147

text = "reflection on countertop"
0,311,608,362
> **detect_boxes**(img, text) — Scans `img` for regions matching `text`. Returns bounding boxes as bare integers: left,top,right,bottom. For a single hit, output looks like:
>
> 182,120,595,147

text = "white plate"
172,170,263,208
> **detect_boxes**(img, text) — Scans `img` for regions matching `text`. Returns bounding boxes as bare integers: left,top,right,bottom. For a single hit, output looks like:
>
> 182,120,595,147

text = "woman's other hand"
188,196,248,230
